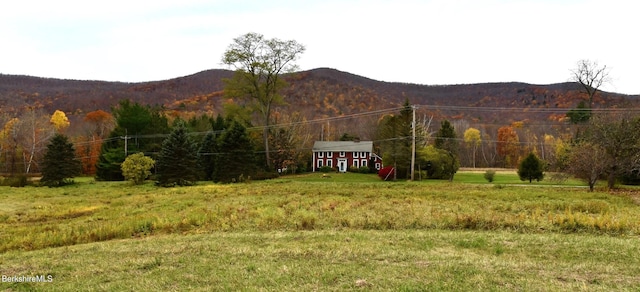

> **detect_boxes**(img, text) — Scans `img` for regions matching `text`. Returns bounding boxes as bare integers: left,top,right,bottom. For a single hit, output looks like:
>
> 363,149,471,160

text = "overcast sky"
1,0,637,94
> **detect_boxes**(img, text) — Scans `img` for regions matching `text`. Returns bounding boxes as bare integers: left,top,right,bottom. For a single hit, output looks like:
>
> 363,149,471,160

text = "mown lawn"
1,172,639,290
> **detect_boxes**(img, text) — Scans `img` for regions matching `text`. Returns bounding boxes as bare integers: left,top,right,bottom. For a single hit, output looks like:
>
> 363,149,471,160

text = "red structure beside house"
312,141,382,172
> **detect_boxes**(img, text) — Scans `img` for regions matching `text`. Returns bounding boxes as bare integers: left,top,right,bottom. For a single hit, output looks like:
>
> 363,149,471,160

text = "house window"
327,152,333,158
317,159,323,168
353,159,359,168
353,152,359,158
318,152,324,158
361,159,367,167
339,151,346,157
327,159,333,167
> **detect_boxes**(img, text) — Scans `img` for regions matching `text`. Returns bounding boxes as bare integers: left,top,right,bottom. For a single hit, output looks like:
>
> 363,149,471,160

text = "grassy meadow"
1,171,639,290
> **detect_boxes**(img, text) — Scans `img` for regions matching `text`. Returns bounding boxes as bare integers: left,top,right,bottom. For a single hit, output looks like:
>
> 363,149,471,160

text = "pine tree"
156,122,199,186
213,121,256,183
518,153,545,183
434,120,459,181
377,100,412,179
41,134,81,187
198,131,218,181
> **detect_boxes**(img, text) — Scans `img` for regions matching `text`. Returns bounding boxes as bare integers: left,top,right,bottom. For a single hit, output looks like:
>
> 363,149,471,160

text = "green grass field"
1,172,639,290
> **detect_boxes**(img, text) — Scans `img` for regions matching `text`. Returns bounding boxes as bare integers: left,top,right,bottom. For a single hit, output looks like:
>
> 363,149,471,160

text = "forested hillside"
2,68,638,123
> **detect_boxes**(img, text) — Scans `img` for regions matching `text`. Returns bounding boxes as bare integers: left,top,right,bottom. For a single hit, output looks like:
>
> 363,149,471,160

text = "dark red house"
312,141,382,172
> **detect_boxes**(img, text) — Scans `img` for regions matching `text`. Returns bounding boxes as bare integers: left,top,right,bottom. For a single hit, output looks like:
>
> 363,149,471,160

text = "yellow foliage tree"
50,110,70,132
463,128,481,168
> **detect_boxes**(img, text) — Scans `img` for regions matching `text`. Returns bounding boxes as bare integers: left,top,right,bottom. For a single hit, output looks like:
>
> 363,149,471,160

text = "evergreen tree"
96,100,169,180
198,131,218,180
434,120,459,181
156,122,199,186
518,152,545,183
566,101,592,124
213,121,256,183
41,134,81,187
95,146,126,181
376,100,412,179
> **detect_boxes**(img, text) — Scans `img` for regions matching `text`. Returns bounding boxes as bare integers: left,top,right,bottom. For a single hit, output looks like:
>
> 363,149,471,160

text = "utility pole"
121,129,131,157
410,105,416,181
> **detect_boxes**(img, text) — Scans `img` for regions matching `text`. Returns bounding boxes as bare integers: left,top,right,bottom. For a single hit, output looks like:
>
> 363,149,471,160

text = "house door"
338,159,347,172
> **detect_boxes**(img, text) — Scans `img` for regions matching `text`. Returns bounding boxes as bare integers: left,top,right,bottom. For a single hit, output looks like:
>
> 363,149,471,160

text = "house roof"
312,141,373,152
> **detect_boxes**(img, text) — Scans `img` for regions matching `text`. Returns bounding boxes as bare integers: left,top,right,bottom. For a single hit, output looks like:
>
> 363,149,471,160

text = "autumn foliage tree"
76,110,115,175
497,126,520,168
50,110,70,133
463,128,481,168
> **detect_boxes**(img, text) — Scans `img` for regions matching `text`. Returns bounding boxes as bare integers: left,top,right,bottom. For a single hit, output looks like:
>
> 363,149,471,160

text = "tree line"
1,33,638,191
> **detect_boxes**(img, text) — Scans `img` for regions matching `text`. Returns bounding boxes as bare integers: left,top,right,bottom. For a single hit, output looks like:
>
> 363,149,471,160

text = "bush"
318,166,334,173
121,153,155,185
252,171,279,181
378,166,396,181
1,175,31,187
484,170,496,183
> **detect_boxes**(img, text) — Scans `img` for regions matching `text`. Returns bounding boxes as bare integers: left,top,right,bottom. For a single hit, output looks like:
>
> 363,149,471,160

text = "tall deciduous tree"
584,113,640,189
41,134,81,187
222,32,305,171
18,107,54,174
50,110,70,133
497,126,520,168
156,122,199,187
571,59,610,108
0,118,20,174
566,142,609,192
463,128,481,168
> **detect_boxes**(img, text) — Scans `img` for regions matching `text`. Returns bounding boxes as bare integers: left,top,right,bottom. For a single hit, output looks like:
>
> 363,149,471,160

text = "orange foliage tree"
75,110,115,175
496,126,521,168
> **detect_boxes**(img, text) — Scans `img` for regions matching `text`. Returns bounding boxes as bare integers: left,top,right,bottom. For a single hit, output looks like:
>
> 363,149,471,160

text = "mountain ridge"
1,68,637,122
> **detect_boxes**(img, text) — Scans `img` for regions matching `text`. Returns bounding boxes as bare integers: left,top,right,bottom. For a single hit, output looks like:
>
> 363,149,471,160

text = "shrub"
318,166,333,173
378,166,395,181
484,170,496,183
121,153,155,185
1,175,31,187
